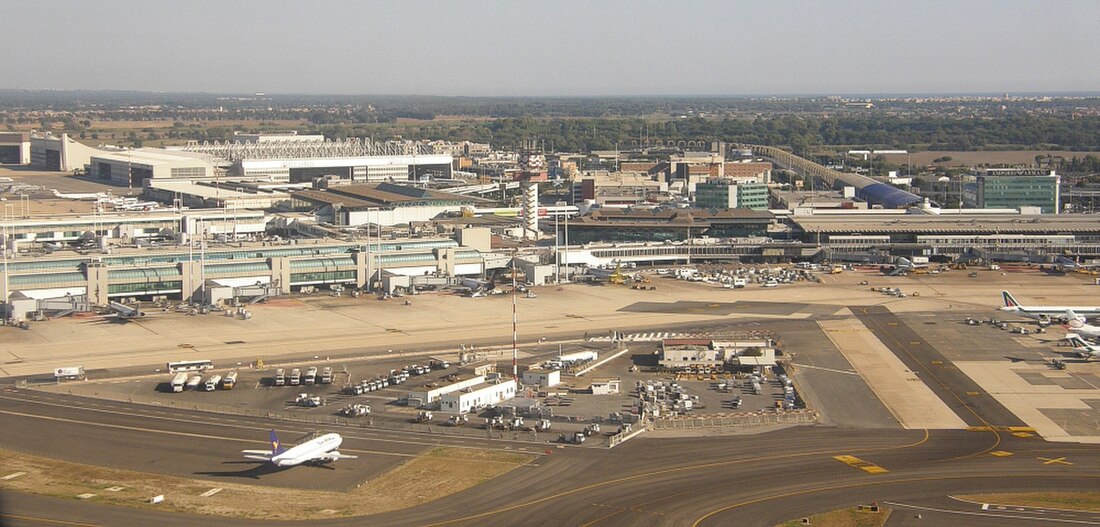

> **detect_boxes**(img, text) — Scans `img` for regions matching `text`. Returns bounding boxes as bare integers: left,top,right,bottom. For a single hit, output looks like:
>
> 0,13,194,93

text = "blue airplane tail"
270,430,286,455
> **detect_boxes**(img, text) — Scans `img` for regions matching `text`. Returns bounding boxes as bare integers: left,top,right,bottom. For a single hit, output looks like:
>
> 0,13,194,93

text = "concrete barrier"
650,409,817,430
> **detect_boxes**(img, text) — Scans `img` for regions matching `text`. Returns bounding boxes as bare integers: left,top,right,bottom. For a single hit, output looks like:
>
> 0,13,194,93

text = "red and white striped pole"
511,250,518,383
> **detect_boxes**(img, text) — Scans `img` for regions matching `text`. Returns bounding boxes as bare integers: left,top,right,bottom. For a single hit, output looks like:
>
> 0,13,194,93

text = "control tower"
514,145,547,239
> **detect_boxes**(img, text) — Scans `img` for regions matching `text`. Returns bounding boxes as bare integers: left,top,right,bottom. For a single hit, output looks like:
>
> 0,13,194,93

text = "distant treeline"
327,115,1100,153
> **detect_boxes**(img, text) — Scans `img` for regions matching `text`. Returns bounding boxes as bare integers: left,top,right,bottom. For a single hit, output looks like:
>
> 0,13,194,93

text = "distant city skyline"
1,0,1097,97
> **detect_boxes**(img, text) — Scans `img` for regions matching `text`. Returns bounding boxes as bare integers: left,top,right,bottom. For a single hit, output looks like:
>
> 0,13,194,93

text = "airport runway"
5,387,1100,526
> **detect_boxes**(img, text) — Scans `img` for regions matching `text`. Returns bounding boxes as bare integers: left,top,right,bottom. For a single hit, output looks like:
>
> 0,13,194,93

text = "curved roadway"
4,388,1100,527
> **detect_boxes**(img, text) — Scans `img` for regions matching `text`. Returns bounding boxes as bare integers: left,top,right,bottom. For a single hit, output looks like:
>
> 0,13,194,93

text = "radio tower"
511,249,518,382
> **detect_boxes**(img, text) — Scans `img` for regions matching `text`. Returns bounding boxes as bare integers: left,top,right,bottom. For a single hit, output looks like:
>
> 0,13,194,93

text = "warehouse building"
88,149,219,187
439,379,517,414
175,136,453,183
521,368,561,388
30,132,112,172
563,208,773,244
0,132,30,164
290,182,490,227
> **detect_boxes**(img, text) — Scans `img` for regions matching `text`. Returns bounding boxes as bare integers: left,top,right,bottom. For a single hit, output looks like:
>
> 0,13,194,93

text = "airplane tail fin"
1002,291,1020,308
269,430,287,455
1066,310,1084,327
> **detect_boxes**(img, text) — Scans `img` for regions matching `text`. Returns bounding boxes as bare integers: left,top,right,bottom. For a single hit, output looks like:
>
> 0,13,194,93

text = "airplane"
1064,333,1100,360
107,301,145,320
241,430,357,467
1063,310,1100,340
51,189,109,201
1000,291,1099,325
879,257,926,276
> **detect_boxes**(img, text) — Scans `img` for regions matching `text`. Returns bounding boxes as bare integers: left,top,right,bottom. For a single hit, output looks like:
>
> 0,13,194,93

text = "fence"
650,409,817,430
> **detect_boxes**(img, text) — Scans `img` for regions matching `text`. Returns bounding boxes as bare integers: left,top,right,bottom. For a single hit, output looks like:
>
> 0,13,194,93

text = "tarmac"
5,267,1100,525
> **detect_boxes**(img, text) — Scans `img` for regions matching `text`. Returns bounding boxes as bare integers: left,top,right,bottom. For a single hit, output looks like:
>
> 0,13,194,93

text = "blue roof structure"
857,183,923,209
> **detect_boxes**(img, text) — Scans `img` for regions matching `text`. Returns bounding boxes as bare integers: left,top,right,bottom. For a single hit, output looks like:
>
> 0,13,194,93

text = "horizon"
1,0,1097,96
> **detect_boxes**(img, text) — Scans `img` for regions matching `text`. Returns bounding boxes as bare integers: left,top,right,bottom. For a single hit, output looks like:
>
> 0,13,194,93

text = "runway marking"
0,408,415,458
691,474,1100,527
76,493,96,499
200,487,223,497
422,430,931,527
989,450,1014,457
888,500,1100,525
0,393,545,455
790,363,859,375
2,471,27,480
1039,456,1074,466
0,514,102,526
104,486,125,492
834,455,888,474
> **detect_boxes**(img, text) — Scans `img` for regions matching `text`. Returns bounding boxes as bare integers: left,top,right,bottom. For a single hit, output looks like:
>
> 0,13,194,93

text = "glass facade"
977,175,1060,213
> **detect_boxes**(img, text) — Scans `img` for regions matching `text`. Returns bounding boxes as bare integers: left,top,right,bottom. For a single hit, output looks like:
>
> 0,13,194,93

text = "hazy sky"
2,0,1097,96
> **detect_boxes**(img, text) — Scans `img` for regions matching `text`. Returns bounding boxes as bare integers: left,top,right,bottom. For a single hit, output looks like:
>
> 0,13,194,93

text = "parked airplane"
1064,333,1100,360
1000,291,1097,324
879,257,926,276
51,189,109,201
241,430,356,467
1063,310,1100,339
107,301,145,319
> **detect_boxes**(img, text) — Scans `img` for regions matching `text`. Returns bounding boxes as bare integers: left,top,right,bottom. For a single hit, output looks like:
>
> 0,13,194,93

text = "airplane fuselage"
271,433,343,467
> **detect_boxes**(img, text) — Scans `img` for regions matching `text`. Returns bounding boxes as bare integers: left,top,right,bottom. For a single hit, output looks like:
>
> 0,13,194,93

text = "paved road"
853,306,1025,428
4,386,1100,526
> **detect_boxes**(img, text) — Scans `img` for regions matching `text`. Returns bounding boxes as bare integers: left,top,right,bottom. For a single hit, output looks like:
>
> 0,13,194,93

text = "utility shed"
589,378,621,395
440,380,517,414
521,368,561,388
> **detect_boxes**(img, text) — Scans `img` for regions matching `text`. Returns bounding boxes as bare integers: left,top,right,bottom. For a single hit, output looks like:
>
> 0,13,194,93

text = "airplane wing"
241,449,273,461
310,451,358,462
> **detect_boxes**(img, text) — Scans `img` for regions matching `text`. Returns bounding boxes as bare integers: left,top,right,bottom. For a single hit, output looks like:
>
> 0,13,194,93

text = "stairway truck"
171,372,188,393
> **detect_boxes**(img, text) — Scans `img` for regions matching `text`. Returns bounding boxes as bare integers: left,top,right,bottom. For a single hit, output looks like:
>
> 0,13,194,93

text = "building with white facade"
439,379,517,414
88,149,219,187
521,368,561,388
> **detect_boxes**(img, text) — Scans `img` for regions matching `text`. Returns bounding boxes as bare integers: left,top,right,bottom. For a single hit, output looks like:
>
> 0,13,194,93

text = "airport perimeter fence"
649,409,818,431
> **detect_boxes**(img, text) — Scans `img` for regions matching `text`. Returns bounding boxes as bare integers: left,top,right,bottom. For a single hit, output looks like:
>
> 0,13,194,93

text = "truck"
171,372,189,393
732,277,747,288
222,371,239,390
559,431,586,444
186,375,203,390
320,367,333,384
295,393,322,407
273,368,285,387
289,368,301,386
416,411,433,423
204,375,222,392
429,359,451,370
340,403,370,417
304,366,318,385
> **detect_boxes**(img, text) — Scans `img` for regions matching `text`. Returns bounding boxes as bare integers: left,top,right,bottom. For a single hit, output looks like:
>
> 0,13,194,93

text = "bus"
167,360,214,374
